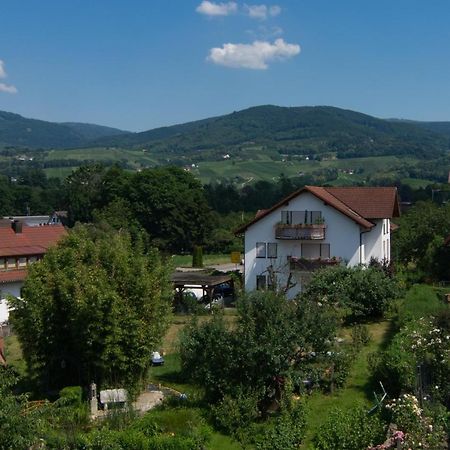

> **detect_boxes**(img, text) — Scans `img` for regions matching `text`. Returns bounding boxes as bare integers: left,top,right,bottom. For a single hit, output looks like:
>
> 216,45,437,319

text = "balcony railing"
289,256,341,272
275,223,326,240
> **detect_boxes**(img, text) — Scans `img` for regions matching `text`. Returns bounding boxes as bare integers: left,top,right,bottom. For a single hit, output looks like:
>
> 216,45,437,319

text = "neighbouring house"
3,210,68,227
235,186,400,298
0,219,67,322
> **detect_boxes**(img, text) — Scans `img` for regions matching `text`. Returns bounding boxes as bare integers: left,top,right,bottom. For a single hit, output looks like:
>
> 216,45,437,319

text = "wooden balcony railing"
289,256,341,272
275,223,326,240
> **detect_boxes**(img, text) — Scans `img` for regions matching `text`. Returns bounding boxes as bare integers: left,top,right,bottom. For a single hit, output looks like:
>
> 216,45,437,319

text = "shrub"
58,386,83,405
255,401,306,450
386,394,448,450
211,390,260,439
314,407,386,450
370,318,450,407
302,266,401,323
350,324,371,351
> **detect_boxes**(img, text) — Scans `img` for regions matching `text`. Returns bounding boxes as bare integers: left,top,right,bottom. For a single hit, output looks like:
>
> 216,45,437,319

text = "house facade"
236,186,400,298
0,220,67,322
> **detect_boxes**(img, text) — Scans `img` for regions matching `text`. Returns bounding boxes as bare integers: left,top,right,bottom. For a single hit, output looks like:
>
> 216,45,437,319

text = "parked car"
213,282,233,298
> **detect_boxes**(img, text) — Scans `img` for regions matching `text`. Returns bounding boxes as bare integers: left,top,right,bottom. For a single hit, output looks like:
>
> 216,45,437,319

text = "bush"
58,386,83,405
255,401,306,450
302,266,401,323
350,324,371,351
211,390,260,439
314,407,386,450
370,318,450,407
386,394,448,450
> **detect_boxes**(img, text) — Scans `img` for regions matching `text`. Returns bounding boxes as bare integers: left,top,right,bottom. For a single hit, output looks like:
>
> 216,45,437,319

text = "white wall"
0,281,22,322
244,191,382,297
362,219,390,264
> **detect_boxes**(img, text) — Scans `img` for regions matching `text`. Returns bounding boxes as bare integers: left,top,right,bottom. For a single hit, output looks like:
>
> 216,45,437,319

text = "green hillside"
0,111,126,149
95,105,450,160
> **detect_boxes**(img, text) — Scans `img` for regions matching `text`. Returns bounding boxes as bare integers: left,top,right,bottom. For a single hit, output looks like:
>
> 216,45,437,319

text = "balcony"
275,223,326,240
289,256,341,272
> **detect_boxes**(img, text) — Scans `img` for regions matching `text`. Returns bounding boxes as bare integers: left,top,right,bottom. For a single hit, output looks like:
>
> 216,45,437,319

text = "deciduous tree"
10,225,172,390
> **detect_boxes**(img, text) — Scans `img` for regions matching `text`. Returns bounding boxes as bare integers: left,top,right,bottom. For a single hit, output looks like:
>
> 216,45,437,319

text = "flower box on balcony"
275,223,326,240
289,256,341,271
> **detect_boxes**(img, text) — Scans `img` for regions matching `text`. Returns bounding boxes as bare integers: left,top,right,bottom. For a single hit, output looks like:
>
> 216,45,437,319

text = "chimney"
12,220,23,234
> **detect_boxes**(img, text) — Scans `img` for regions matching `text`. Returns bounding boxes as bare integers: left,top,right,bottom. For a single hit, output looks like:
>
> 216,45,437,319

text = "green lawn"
301,321,393,449
171,253,233,268
3,334,26,375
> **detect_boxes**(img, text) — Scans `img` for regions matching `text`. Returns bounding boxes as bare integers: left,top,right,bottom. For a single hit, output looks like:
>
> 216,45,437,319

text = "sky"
1,0,450,131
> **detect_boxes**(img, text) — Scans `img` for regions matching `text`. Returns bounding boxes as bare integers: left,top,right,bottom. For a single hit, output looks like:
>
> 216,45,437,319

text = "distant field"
46,147,159,166
196,155,419,184
14,147,432,189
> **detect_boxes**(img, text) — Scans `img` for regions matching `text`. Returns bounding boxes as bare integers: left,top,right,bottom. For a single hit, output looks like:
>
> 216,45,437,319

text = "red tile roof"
0,224,67,258
325,187,400,219
235,186,400,234
0,269,28,284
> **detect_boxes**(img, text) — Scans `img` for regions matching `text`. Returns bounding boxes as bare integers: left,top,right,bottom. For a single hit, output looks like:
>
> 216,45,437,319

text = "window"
7,258,16,269
0,258,5,270
301,243,330,259
281,210,322,225
256,242,266,258
18,257,27,268
256,275,267,290
267,243,278,258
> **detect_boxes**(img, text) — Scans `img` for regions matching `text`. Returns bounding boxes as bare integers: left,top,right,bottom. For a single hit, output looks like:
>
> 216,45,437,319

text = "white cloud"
244,4,281,20
196,1,237,16
0,60,17,94
207,38,300,69
0,83,18,94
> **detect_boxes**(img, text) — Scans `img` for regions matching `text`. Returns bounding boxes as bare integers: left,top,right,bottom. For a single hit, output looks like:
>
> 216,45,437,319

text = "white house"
0,219,67,322
235,186,400,298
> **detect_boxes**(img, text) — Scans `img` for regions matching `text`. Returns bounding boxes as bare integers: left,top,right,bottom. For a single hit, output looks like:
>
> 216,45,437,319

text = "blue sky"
1,0,450,131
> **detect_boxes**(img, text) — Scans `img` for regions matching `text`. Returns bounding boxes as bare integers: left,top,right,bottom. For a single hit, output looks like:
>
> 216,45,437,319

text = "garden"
2,238,450,449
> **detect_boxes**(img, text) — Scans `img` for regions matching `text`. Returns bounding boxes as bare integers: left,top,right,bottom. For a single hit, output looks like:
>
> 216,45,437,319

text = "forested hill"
0,111,127,149
1,106,450,159
95,105,450,159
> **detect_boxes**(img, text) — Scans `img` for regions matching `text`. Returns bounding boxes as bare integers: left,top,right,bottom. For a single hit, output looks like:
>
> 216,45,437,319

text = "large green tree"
393,201,450,280
126,166,213,252
10,225,172,390
180,291,337,404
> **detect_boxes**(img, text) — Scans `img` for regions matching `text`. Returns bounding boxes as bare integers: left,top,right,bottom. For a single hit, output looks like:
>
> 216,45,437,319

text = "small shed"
171,272,234,306
99,388,128,410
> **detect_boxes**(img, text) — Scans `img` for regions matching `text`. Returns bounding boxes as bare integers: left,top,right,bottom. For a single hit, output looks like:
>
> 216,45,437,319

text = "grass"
171,253,233,268
301,321,392,449
3,334,26,375
396,284,448,328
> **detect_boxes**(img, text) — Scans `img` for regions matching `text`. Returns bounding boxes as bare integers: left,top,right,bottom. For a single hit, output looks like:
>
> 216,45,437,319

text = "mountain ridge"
0,110,127,149
1,106,450,161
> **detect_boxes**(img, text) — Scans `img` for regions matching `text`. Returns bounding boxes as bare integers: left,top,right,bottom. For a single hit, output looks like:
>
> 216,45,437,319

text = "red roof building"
0,220,67,322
